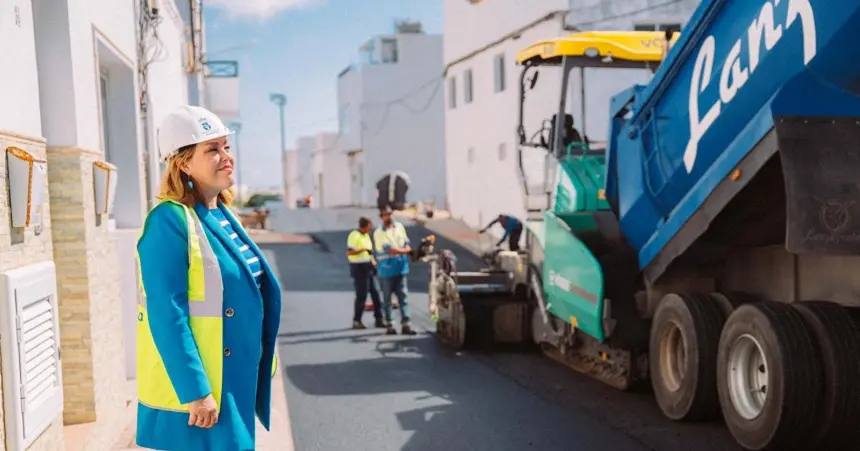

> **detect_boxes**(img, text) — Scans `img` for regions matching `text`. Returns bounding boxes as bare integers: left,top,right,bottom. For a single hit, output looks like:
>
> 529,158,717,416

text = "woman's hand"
188,394,218,428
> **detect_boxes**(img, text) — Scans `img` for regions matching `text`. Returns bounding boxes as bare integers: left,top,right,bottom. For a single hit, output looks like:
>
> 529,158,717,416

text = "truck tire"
709,292,757,318
717,302,823,451
792,301,860,450
649,293,725,421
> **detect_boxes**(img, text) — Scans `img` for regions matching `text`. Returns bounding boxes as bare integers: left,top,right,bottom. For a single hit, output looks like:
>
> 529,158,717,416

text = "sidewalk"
246,228,314,244
113,345,295,450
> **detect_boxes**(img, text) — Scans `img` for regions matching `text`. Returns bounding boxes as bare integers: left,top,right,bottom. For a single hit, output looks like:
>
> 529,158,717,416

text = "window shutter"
18,291,62,437
1,261,63,451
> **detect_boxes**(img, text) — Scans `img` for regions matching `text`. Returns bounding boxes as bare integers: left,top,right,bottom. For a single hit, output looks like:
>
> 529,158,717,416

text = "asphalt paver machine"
423,1,860,449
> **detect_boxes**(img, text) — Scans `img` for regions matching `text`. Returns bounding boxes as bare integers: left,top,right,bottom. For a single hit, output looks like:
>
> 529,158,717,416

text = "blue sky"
203,0,443,190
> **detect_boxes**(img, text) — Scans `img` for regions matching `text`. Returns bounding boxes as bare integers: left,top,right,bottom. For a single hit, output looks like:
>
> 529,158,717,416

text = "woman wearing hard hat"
134,105,282,451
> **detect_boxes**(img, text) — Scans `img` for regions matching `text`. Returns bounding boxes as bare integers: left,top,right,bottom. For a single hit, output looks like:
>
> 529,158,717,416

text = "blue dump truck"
420,1,860,450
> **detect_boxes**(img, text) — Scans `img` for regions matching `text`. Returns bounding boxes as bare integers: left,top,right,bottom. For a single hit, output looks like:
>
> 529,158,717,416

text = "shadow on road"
283,333,641,451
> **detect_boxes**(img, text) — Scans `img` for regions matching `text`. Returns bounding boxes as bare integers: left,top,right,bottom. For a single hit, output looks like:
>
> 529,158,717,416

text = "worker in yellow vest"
346,217,385,329
135,105,282,451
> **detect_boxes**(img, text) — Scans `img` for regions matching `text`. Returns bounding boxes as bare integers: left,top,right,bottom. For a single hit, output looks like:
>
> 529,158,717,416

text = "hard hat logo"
156,105,233,163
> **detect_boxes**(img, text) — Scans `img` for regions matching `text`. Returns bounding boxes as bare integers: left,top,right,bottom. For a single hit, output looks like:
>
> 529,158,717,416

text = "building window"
98,68,116,222
467,147,475,164
448,76,457,109
498,143,506,161
359,40,375,64
464,69,473,104
381,38,398,63
493,54,505,93
99,70,111,163
634,23,682,32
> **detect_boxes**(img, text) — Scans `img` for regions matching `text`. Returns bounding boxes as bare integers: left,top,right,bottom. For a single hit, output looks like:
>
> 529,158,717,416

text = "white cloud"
207,0,325,21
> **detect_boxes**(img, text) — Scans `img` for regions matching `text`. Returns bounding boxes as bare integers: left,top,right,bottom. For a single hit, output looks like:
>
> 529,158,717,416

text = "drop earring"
187,179,194,189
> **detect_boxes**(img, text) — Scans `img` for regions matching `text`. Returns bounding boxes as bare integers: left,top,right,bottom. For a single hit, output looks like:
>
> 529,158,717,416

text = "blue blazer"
136,201,282,451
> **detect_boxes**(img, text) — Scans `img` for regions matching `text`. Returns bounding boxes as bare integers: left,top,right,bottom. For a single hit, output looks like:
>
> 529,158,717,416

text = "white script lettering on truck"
683,0,817,173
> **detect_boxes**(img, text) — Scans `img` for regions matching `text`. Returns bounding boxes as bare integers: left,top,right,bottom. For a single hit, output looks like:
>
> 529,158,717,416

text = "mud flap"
778,116,860,254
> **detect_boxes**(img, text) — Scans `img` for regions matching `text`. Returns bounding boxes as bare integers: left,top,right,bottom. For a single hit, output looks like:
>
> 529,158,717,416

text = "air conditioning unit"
0,261,63,451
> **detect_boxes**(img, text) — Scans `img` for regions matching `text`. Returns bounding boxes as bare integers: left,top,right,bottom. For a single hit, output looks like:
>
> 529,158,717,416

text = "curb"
257,343,296,450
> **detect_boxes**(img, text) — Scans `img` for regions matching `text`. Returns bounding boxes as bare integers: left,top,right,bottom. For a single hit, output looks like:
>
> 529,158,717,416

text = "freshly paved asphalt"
260,207,741,451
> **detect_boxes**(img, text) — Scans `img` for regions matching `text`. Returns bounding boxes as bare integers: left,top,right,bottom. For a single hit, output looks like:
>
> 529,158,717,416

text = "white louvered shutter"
17,289,62,438
0,261,63,451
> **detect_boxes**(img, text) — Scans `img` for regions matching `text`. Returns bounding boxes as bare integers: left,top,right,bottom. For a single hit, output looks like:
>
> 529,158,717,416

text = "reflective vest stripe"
373,223,407,254
137,201,225,413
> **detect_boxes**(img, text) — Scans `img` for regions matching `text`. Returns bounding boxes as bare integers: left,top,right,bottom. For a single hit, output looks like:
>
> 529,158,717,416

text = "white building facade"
294,136,316,203
443,0,569,229
336,27,446,208
284,149,301,207
0,0,229,449
311,132,350,208
443,0,698,230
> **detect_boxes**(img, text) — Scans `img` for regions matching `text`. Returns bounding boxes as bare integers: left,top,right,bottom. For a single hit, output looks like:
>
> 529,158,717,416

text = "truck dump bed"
605,0,860,278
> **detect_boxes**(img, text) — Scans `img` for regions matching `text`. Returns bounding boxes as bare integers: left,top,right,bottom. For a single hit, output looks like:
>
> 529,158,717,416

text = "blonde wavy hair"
157,144,234,206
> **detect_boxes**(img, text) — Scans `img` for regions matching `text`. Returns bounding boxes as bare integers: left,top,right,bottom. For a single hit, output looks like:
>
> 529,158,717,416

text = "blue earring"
187,180,194,189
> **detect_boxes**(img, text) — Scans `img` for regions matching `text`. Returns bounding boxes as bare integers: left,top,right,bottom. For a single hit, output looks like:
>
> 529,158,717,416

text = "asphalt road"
261,207,741,451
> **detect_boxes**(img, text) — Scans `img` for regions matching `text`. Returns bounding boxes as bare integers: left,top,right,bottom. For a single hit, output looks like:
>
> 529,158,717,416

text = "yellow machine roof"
515,31,680,66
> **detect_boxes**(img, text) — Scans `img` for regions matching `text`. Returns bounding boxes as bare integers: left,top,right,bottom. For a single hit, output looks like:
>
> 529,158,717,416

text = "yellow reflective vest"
347,230,374,263
136,200,277,413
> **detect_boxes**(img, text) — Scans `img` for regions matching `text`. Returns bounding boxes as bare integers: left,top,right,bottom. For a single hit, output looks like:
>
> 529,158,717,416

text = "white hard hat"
156,105,234,163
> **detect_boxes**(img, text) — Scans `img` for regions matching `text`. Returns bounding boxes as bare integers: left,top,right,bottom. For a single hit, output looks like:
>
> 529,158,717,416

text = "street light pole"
229,121,243,204
269,93,288,203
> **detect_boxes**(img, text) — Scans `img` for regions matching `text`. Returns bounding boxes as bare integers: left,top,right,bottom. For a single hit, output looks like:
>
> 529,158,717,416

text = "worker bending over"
373,207,417,335
346,217,384,329
479,214,524,252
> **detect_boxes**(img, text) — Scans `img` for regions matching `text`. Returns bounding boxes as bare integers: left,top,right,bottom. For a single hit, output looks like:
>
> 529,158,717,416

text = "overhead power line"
297,1,689,141
355,0,687,114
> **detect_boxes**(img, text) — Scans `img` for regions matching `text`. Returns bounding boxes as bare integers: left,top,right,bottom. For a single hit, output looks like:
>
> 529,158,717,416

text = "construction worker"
347,217,384,329
135,105,281,451
373,206,417,335
479,214,524,251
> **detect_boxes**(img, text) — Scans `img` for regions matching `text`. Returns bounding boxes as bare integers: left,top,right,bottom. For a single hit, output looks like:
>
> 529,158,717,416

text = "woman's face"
183,136,235,194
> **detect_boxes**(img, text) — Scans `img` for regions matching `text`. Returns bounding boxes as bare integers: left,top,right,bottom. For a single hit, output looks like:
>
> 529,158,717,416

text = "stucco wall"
0,130,64,451
444,0,567,228
336,68,363,154
0,1,43,139
145,0,190,196
359,33,447,208
296,136,316,199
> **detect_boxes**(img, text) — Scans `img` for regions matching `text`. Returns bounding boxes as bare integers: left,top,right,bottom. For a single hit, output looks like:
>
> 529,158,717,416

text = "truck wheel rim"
659,321,686,392
728,334,769,420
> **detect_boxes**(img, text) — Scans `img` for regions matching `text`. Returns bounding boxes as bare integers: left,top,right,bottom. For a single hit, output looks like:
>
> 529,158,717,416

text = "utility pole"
269,93,288,203
229,121,243,204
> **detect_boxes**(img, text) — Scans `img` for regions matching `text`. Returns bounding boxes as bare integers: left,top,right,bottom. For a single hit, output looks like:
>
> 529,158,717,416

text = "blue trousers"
379,274,411,325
